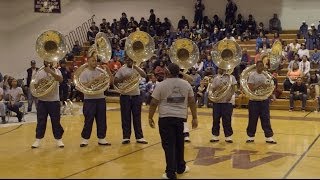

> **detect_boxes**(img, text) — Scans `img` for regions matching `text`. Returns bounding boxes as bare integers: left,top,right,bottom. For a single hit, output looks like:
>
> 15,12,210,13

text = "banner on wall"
34,0,61,13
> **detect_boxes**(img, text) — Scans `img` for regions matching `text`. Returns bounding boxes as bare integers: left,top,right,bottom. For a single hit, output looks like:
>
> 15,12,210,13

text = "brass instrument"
261,40,282,70
113,30,155,94
240,64,275,100
169,38,199,70
30,30,67,97
208,39,241,102
73,32,111,95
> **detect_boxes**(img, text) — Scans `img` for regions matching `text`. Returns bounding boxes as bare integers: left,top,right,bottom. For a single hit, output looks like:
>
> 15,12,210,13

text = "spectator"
289,77,307,112
148,9,156,28
113,45,125,62
309,71,319,99
299,55,311,80
194,0,205,25
246,14,257,37
235,14,245,37
178,16,189,31
284,63,302,91
269,13,282,33
310,48,320,68
305,28,317,50
145,74,157,105
59,60,71,110
298,21,308,39
71,40,82,56
297,43,310,58
108,56,122,75
0,86,5,123
212,15,224,29
100,18,108,32
120,12,129,29
225,0,237,25
25,60,39,112
7,78,24,122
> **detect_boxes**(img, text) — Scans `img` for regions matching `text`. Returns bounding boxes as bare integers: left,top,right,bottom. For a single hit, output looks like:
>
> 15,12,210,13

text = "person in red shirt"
108,56,122,75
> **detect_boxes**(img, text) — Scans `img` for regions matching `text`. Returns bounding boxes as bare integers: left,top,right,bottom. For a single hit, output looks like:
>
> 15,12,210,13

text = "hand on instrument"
192,118,198,129
149,118,155,128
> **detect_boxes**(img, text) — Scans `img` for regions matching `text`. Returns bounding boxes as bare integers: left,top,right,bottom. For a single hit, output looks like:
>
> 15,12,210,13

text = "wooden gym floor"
0,103,320,179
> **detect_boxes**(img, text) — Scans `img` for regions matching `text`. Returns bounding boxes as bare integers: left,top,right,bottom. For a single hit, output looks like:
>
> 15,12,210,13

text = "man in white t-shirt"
148,63,198,179
114,56,148,145
246,61,276,144
78,51,112,147
208,68,237,143
0,87,5,123
31,61,64,149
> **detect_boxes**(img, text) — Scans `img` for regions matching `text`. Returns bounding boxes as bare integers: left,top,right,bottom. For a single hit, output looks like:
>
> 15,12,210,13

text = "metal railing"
65,15,95,52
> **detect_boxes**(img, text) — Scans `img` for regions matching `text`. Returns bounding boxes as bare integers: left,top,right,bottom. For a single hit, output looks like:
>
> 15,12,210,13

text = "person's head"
301,43,306,49
273,13,278,19
256,61,264,73
159,61,164,67
294,53,300,61
125,55,134,67
59,60,66,68
150,74,156,83
150,9,154,14
249,14,253,20
237,14,242,19
182,16,185,20
91,21,96,26
87,52,98,69
102,18,106,23
302,55,308,62
75,40,79,45
296,77,302,86
292,62,299,70
10,78,17,88
310,72,316,80
217,68,226,75
314,47,318,52
121,12,127,18
191,67,197,75
167,63,180,77
302,21,306,25
31,60,36,68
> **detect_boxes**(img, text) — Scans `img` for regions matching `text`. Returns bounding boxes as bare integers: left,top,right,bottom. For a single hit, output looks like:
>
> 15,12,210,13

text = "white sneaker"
162,173,169,179
210,135,219,142
80,138,89,147
56,139,64,148
246,136,255,143
31,139,41,148
225,136,233,143
184,136,191,142
179,165,190,174
98,138,111,146
266,137,277,144
136,138,148,144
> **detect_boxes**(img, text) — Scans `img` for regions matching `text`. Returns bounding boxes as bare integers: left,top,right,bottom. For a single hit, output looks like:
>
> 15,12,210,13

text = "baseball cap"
31,60,36,64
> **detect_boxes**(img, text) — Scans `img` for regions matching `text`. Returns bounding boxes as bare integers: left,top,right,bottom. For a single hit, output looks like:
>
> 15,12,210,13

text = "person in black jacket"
289,77,307,112
25,60,39,112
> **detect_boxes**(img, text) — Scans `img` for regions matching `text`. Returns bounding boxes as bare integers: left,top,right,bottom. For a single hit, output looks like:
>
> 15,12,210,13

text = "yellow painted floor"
0,103,320,178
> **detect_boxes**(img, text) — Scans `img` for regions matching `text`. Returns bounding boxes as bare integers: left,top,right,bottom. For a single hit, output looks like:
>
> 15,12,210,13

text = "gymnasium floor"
0,103,320,179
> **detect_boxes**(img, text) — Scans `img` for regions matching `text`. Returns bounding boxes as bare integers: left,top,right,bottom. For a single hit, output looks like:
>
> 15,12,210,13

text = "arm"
148,98,159,128
45,67,63,83
133,65,147,78
188,96,198,129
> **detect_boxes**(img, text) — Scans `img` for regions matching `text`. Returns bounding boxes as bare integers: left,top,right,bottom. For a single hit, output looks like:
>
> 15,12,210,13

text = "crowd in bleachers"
1,0,320,124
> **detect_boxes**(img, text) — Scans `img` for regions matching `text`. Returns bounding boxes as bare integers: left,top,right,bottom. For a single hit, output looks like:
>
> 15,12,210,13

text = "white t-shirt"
247,71,268,101
115,66,140,96
7,87,23,102
34,69,61,101
152,78,194,119
210,74,237,103
79,68,105,99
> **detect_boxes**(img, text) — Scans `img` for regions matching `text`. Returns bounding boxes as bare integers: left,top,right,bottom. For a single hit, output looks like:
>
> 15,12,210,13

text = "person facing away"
148,63,198,179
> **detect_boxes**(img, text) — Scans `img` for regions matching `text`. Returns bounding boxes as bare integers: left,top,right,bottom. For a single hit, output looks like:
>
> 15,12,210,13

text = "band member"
209,68,237,143
148,63,198,179
31,61,65,148
114,56,148,144
246,61,276,144
7,78,25,122
79,52,112,147
25,60,39,112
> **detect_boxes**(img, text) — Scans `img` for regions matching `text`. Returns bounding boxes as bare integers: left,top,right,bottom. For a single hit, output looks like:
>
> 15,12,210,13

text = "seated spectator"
256,31,270,52
271,72,282,101
241,29,252,41
289,39,301,53
289,77,307,112
112,46,125,62
269,13,282,33
178,16,189,30
87,28,98,45
71,40,82,56
210,27,222,44
297,43,310,58
189,67,201,92
223,32,236,41
256,22,267,35
309,71,319,99
145,74,157,105
196,79,208,107
299,55,311,80
108,56,122,75
193,59,204,76
154,61,166,82
310,48,320,68
235,14,245,37
203,55,217,75
284,63,302,91
246,14,257,37
288,53,301,71
305,28,317,50
212,14,224,29
0,86,5,123
100,18,108,32
7,78,24,122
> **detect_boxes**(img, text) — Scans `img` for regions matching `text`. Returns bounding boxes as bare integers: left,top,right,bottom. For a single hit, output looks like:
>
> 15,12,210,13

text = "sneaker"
80,139,89,147
2,116,6,124
122,139,130,144
184,136,191,143
210,135,219,143
56,139,64,148
225,136,233,143
266,137,277,144
31,139,41,148
136,138,148,144
289,108,293,112
246,137,255,143
98,139,111,146
177,165,190,174
162,173,169,179
302,109,306,112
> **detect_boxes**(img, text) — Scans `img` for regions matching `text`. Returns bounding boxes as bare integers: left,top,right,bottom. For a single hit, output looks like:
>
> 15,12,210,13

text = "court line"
62,128,200,179
282,133,320,179
0,124,23,136
304,111,312,118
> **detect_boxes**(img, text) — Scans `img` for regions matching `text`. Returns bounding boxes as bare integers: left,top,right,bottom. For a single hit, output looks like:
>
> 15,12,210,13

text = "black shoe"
266,140,277,144
246,140,254,143
122,140,130,144
225,140,233,143
210,139,219,143
80,143,88,147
